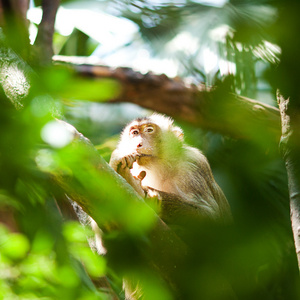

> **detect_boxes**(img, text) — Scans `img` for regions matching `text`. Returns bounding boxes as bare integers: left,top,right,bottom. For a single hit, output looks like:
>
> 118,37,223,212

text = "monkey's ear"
173,126,184,141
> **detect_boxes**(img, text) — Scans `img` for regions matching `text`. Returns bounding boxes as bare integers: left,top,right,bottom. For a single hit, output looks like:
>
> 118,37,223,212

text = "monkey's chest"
141,173,165,191
130,163,175,193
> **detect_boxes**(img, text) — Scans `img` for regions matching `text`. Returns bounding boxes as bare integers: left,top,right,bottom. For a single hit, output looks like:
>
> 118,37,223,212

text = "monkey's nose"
137,143,142,148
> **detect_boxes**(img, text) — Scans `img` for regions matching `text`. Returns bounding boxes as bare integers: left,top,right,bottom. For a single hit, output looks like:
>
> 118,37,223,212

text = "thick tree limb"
278,93,300,269
54,55,281,142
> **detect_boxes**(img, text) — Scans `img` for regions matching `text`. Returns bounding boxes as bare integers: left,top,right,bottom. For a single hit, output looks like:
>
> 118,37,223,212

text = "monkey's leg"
146,187,216,226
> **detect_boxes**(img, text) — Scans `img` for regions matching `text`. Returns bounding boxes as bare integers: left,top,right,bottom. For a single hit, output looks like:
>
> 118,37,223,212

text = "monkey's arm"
109,150,206,227
194,153,232,222
109,150,145,197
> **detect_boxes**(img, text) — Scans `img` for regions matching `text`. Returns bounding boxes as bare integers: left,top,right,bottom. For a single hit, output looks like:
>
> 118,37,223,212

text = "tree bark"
54,55,281,142
278,93,300,269
0,0,30,59
34,0,60,65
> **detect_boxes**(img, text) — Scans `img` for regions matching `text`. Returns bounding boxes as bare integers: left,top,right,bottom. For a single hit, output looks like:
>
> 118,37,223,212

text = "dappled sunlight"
0,58,30,108
41,121,76,148
1,0,300,299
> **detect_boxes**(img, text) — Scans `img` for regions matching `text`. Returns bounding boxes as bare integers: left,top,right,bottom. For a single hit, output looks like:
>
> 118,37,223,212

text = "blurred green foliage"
0,0,300,299
0,47,120,299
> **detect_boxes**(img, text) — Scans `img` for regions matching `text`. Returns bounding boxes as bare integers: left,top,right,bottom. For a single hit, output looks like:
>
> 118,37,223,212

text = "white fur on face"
148,113,174,132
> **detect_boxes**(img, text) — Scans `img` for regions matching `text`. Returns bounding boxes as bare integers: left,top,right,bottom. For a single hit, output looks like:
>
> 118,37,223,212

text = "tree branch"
54,55,281,142
34,0,60,65
278,93,300,270
0,0,30,59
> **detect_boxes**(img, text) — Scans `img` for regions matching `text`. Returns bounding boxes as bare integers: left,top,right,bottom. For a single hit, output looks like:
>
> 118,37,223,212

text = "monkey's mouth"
137,154,152,157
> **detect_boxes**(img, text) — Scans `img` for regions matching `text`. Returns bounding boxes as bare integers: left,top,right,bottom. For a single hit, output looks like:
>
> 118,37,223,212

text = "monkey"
90,113,232,299
109,113,232,228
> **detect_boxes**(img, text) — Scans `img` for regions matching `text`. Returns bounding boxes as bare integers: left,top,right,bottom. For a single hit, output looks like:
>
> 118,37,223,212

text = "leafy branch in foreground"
37,120,189,296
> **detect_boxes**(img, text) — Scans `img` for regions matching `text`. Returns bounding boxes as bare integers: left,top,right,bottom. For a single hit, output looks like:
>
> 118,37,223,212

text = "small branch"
34,0,60,65
53,55,281,142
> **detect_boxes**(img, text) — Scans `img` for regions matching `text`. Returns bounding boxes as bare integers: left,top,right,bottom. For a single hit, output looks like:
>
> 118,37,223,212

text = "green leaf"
0,233,30,260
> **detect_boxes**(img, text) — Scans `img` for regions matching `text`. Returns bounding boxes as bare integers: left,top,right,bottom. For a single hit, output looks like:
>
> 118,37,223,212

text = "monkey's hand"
144,187,163,214
119,166,146,198
146,188,163,200
109,150,145,197
109,150,136,172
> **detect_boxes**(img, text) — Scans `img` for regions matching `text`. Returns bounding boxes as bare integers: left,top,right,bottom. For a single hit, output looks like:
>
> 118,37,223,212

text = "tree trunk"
278,93,300,269
34,0,60,65
0,0,30,59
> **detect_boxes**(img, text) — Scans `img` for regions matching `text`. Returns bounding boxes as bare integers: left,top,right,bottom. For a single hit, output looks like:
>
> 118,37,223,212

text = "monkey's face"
129,122,160,155
117,114,186,170
120,121,161,165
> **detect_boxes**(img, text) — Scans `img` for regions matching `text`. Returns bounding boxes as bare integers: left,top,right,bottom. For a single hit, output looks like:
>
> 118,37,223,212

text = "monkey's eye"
145,126,154,133
130,129,139,136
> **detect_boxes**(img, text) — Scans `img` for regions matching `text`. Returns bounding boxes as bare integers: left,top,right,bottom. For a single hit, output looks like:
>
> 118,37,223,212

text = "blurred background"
0,0,300,299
